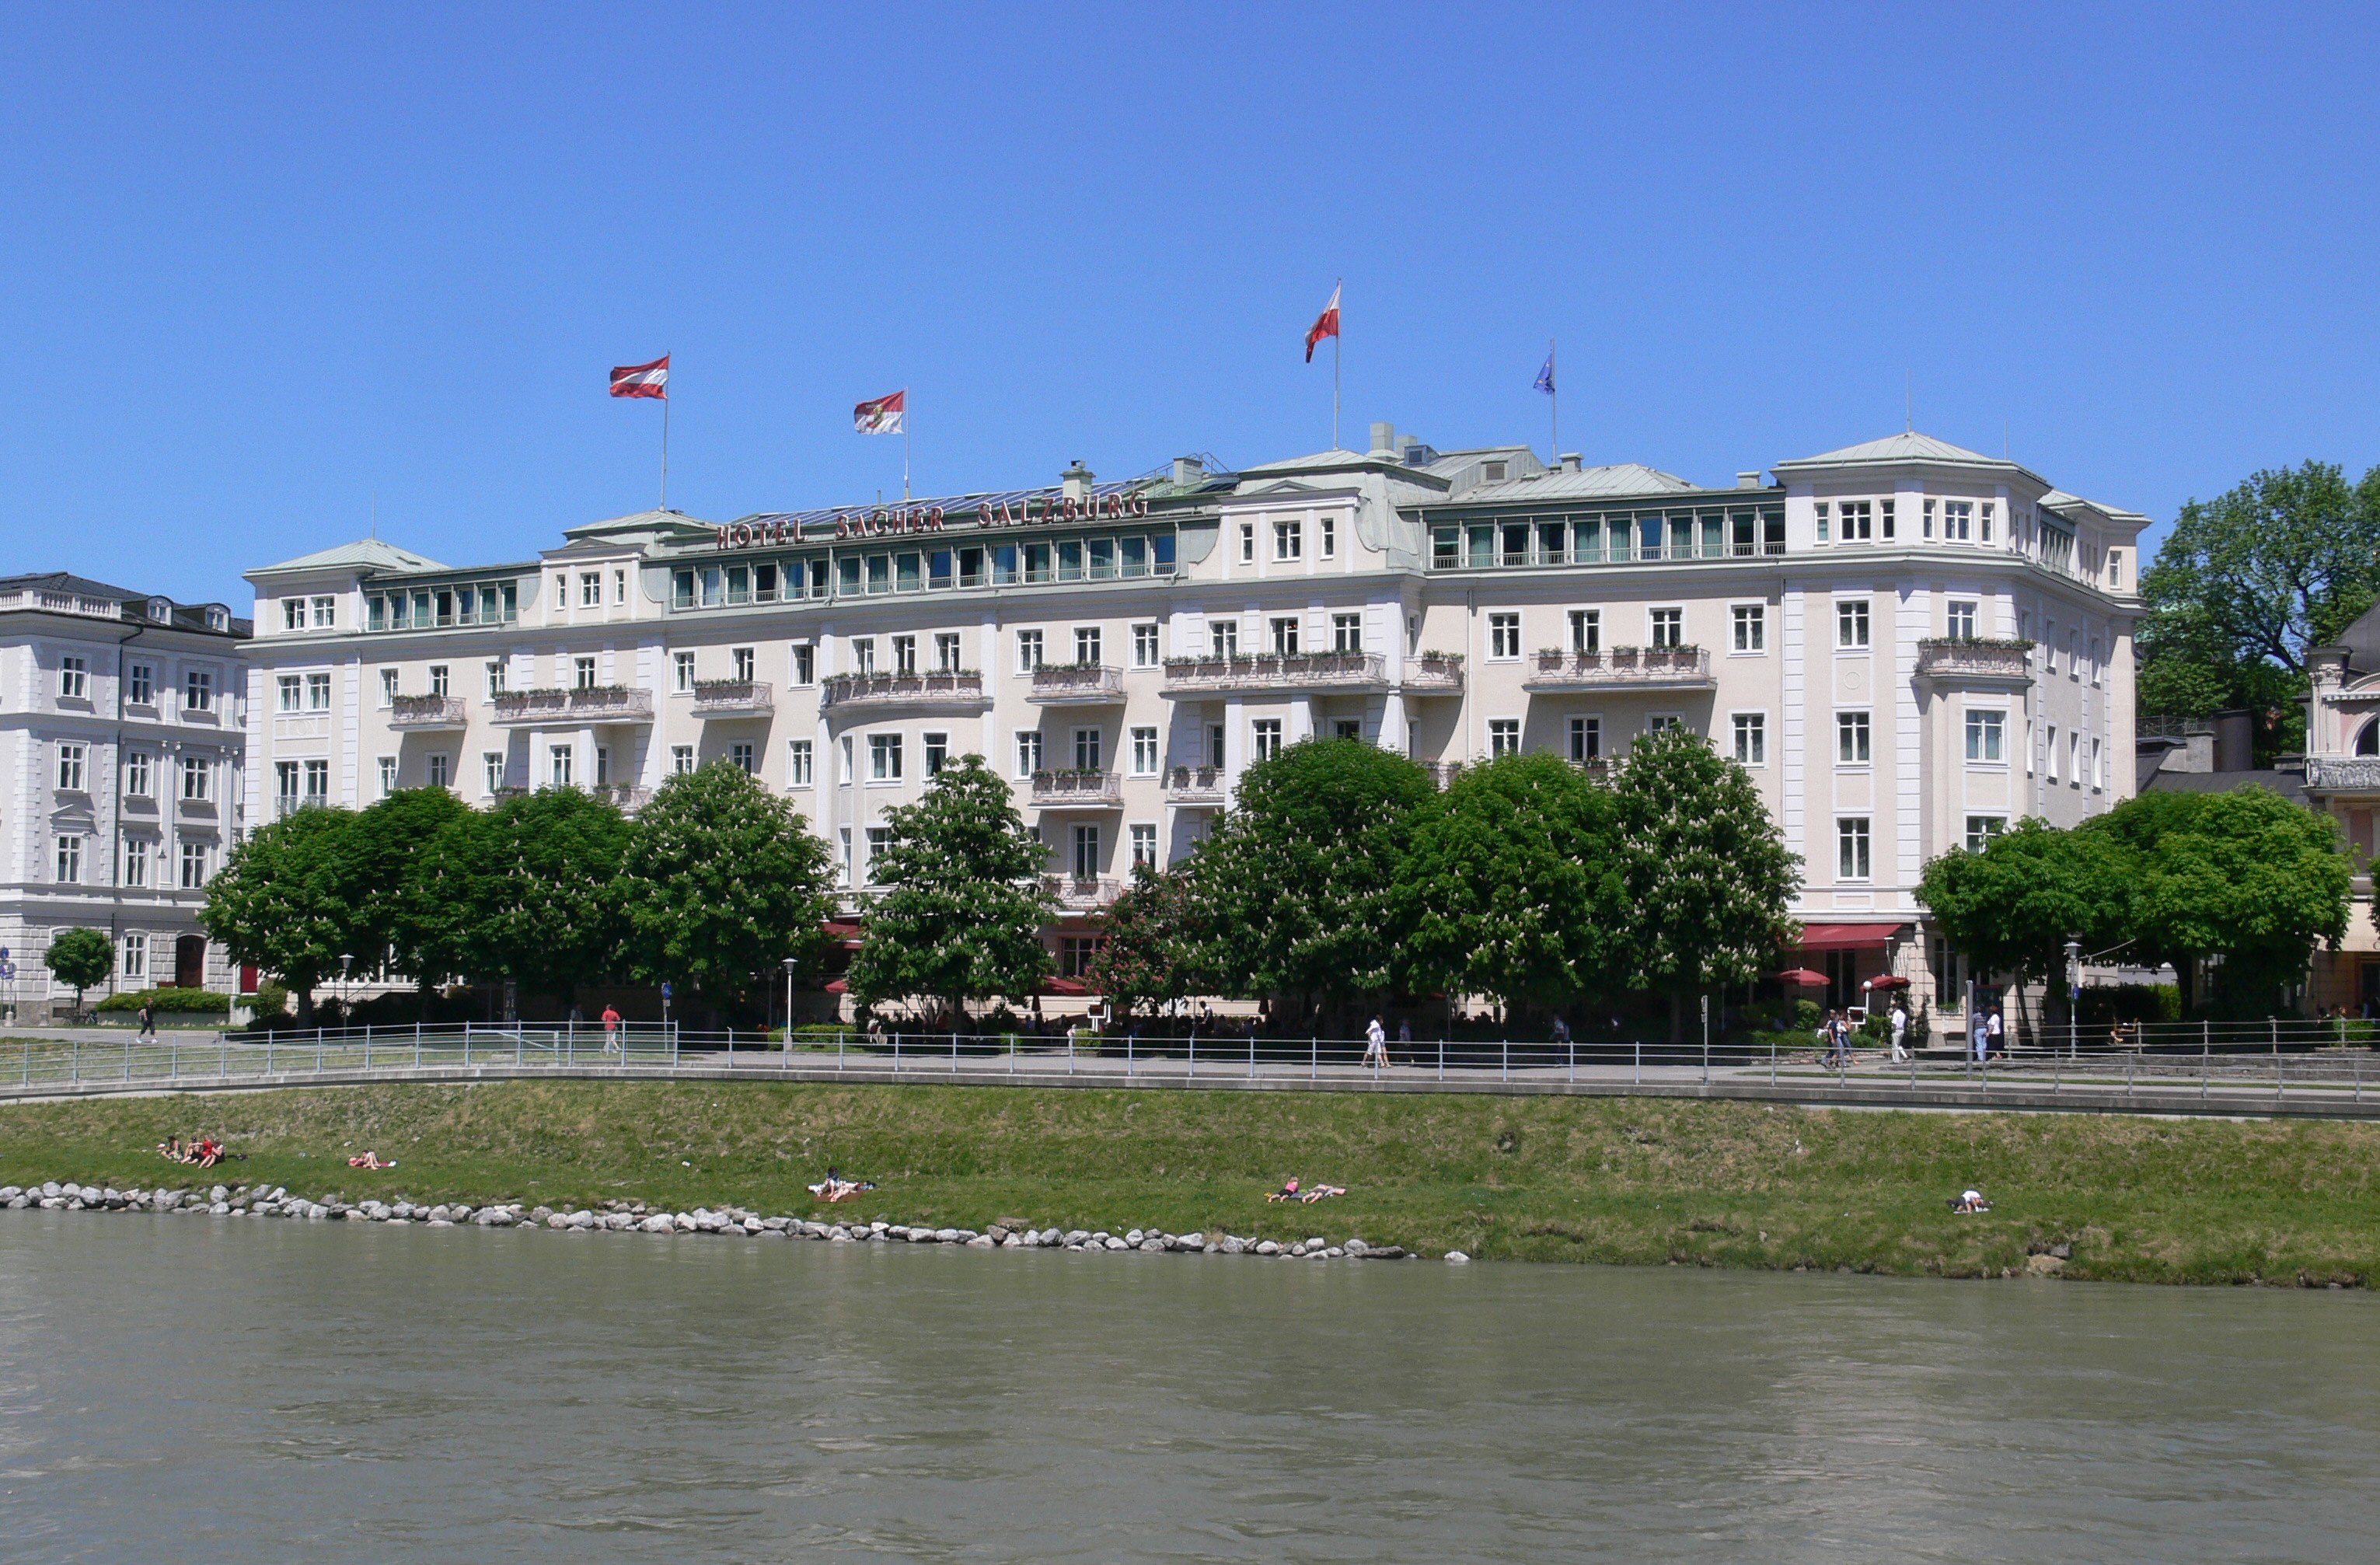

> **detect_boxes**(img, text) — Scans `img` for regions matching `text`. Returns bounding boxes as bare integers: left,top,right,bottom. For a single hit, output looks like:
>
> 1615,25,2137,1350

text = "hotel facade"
241,425,2144,1036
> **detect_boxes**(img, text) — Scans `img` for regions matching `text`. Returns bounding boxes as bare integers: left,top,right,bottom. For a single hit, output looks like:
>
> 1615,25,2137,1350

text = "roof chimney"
1737,470,1764,489
1062,460,1094,501
2214,709,2254,772
1559,452,1583,473
1369,421,1398,457
1171,456,1205,487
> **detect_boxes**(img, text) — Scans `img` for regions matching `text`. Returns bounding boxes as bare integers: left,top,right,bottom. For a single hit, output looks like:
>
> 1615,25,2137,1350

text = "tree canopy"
42,927,113,1008
844,755,1056,1018
451,786,633,1002
200,805,375,1016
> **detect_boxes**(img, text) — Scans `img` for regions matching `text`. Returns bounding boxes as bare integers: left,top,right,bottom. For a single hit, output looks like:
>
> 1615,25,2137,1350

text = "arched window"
2357,718,2379,757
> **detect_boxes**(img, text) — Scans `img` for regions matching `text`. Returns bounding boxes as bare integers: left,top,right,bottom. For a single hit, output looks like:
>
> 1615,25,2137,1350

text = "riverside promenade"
4,1025,2378,1123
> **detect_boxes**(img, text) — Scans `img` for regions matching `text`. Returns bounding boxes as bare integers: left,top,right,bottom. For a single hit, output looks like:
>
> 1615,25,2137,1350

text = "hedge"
96,987,232,1014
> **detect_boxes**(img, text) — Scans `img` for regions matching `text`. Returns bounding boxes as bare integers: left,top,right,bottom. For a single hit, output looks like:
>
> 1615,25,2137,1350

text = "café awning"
1795,923,1910,951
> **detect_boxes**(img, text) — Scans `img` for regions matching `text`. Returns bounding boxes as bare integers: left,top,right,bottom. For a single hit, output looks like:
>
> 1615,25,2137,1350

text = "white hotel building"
240,426,2142,1032
2,574,249,1020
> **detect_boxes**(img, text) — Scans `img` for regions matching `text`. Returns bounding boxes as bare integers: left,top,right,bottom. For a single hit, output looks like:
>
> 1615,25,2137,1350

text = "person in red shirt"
601,1005,623,1053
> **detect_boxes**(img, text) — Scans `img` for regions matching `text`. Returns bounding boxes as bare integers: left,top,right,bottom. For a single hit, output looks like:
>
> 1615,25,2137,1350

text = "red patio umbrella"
1774,968,1830,987
1042,976,1090,995
1862,974,1912,990
823,979,848,994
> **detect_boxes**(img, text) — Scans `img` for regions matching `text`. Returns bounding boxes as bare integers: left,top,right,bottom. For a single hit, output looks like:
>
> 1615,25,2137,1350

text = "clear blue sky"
4,5,2375,606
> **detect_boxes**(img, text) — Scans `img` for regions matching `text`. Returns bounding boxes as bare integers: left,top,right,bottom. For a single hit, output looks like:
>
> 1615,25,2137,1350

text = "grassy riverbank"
1,1078,2374,1285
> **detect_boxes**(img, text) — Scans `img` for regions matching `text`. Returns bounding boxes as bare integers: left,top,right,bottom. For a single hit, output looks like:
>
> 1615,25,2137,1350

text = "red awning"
1796,923,1909,951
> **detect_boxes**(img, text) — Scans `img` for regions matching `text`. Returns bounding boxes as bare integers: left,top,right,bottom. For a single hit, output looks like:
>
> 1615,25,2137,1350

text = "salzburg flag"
609,355,669,400
854,389,907,435
1303,282,1341,362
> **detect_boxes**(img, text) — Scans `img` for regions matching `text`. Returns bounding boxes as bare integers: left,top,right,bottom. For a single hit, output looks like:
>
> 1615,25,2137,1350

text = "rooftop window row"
1431,508,1786,571
669,531,1178,611
365,582,520,633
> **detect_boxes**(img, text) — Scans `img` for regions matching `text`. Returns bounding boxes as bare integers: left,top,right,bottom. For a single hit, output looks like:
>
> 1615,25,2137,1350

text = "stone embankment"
0,1181,1440,1261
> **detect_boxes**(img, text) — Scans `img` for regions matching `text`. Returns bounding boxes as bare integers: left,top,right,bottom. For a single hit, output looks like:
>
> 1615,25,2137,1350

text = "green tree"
845,755,1055,1022
1917,819,2133,1037
1174,739,1434,1029
1610,725,1800,1040
616,762,836,1023
41,927,114,1013
199,805,370,1021
1084,862,1198,1022
349,785,477,1009
1396,752,1628,1022
445,786,633,1007
2137,460,2380,756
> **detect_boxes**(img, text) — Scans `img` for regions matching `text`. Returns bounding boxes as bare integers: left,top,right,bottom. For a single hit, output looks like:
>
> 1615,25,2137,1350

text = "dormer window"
1481,460,1507,482
204,607,227,631
148,598,170,622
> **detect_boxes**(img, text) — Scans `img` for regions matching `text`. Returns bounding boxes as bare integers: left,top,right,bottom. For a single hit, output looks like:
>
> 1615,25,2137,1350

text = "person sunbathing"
1949,1189,1990,1214
158,1136,183,1161
346,1151,394,1170
194,1138,223,1168
1264,1177,1303,1203
807,1167,874,1203
1299,1183,1348,1203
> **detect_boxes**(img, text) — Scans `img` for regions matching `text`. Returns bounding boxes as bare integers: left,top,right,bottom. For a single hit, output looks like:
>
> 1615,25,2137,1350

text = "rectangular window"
181,840,211,888
283,599,305,631
847,638,875,677
2092,736,2104,789
486,659,508,699
1132,623,1160,667
1816,501,1830,542
579,573,601,608
1320,516,1337,559
483,752,505,794
615,568,627,604
888,636,914,676
1488,613,1520,659
935,633,961,672
305,672,332,710
1488,718,1521,758
1251,718,1282,762
120,931,148,979
731,742,755,776
1270,617,1301,655
1331,613,1361,654
793,644,815,685
1569,609,1600,654
1209,723,1226,769
733,646,757,682
1074,627,1102,665
427,753,450,790
1837,817,1871,880
1130,822,1157,868
1966,815,2007,854
124,750,152,797
427,664,449,698
1837,600,1870,648
1966,710,2005,761
1942,500,1973,541
573,656,596,690
1073,727,1102,771
303,759,329,802
57,742,86,792
923,733,947,777
1209,621,1237,658
1649,608,1683,648
1569,716,1601,762
1130,726,1159,775
58,655,88,700
2069,732,2082,785
866,827,893,885
1879,498,1895,540
2046,725,2061,782
181,755,211,800
672,652,696,693
1016,730,1044,777
669,744,695,777
1334,719,1363,742
840,736,854,784
549,746,574,788
311,595,336,627
56,834,82,883
184,670,213,712
1274,519,1303,561
1733,713,1765,765
1016,630,1043,672
380,753,398,795
372,669,396,707
1837,500,1872,542
839,828,853,886
1239,522,1256,564
278,675,303,713
122,839,150,889
1947,600,1978,639
1980,502,1994,543
1021,543,1050,585
870,734,904,781
127,663,152,704
1070,823,1101,881
1730,604,1765,652
1922,498,1936,539
1837,712,1871,764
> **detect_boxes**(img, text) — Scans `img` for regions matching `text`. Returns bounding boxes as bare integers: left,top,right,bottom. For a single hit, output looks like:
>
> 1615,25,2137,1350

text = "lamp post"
2064,938,2082,1059
339,952,354,1030
782,957,797,1043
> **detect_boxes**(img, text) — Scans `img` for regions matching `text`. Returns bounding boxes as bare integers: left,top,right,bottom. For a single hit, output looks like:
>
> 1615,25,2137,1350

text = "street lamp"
339,953,354,1033
2064,938,2083,1060
782,957,797,1044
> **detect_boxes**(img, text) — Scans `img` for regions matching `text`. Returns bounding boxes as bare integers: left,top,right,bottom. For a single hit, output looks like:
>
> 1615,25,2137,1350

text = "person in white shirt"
1888,1000,1911,1062
1986,1004,2005,1060
1363,1016,1389,1071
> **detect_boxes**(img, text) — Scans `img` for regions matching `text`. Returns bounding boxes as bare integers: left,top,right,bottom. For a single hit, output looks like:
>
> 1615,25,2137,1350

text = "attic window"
1481,461,1507,482
148,599,169,622
204,607,227,631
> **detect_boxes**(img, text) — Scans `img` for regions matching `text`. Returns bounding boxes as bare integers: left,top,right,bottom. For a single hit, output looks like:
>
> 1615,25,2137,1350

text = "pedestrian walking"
1986,1004,2005,1060
1398,1018,1412,1046
601,1004,622,1053
138,1000,155,1039
1363,1015,1390,1071
1551,1015,1572,1048
1971,1010,1990,1063
1888,999,1910,1063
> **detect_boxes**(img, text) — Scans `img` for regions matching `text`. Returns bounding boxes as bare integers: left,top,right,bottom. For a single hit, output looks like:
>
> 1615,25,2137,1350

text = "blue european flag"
1534,348,1555,396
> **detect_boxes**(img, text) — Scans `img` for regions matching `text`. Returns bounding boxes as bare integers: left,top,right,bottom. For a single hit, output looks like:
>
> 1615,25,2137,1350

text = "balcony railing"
1164,764,1227,805
1914,639,2034,683
1402,654,1467,693
819,670,989,715
1520,647,1715,691
1030,770,1124,808
388,695,469,731
2305,756,2380,795
1160,651,1388,696
1042,875,1122,910
1424,761,1465,790
0,588,125,620
490,687,656,725
690,679,773,718
1028,665,1125,704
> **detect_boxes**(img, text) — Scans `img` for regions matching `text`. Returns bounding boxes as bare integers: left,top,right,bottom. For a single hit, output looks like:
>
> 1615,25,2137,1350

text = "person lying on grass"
808,1166,876,1203
1265,1178,1349,1203
1949,1189,1991,1214
347,1151,394,1170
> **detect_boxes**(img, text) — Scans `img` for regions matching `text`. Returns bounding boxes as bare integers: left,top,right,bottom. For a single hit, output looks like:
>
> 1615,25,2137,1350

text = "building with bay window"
240,424,2141,1038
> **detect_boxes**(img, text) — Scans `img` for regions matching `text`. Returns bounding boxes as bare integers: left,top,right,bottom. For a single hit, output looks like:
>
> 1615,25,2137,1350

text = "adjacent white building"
239,426,2144,1035
0,573,250,1020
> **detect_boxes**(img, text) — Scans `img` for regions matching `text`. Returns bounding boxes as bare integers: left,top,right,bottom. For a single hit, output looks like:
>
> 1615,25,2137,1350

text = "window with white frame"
483,753,505,794
1071,823,1101,881
2068,731,2081,785
429,664,450,697
840,736,854,784
1569,609,1600,654
1837,817,1871,880
121,838,149,888
866,826,893,885
1569,715,1601,763
2092,736,2103,788
786,740,811,786
2046,724,2061,782
1333,613,1361,654
733,646,756,682
1947,600,1978,639
306,672,332,710
1073,627,1101,665
1208,723,1226,767
126,663,152,704
1488,718,1521,757
1132,623,1159,666
1238,522,1255,564
1815,501,1830,542
580,573,601,608
1966,709,2005,761
309,595,335,627
614,568,627,603
57,742,86,792
1488,613,1520,659
120,931,147,979
1274,518,1303,561
1733,713,1766,765
593,746,610,787
303,759,329,802
1016,730,1043,777
891,636,916,676
549,745,574,788
1966,816,2007,853
573,656,597,690
1646,714,1684,735
279,675,304,712
1209,621,1237,658
1015,630,1042,672
56,834,83,882
1270,617,1300,655
935,633,961,672
1072,727,1101,771
184,670,212,711
1879,499,1896,539
1837,500,1873,541
181,755,211,801
1731,604,1765,652
58,655,88,700
1837,711,1871,764
1837,600,1870,648
180,840,209,889
1251,718,1282,762
731,741,755,775
839,828,853,886
1649,608,1683,648
1130,822,1157,868
1980,502,1994,542
1942,500,1973,540
486,660,507,698
283,599,305,631
923,733,947,777
374,668,396,707
1130,726,1159,775
427,753,450,789
871,734,903,780
672,744,696,776
124,750,151,797
1319,515,1337,559
1333,719,1362,741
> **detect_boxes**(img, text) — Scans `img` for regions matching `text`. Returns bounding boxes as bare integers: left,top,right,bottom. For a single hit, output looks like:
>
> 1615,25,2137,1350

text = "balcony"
490,687,655,726
2305,756,2380,795
1914,639,2034,686
1164,764,1227,805
691,679,773,718
819,670,990,718
1042,875,1122,911
590,784,654,812
1521,647,1715,692
1160,651,1388,697
388,695,469,732
1030,770,1124,808
1402,653,1467,694
1424,761,1465,790
1028,665,1125,705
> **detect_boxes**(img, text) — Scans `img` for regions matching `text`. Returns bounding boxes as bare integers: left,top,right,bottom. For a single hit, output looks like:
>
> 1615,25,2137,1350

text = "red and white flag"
854,388,906,434
609,355,669,400
1303,282,1341,362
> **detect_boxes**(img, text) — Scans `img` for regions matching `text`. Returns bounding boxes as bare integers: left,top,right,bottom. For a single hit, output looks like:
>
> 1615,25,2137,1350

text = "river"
1,1213,2373,1562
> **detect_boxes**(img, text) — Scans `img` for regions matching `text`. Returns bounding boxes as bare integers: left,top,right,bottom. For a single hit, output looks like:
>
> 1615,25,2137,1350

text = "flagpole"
903,387,912,502
661,376,671,511
1549,337,1558,460
1332,327,1342,452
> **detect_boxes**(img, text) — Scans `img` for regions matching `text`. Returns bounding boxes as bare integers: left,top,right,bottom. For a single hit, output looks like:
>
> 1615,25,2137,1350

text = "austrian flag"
854,389,906,435
609,355,669,399
1304,282,1341,362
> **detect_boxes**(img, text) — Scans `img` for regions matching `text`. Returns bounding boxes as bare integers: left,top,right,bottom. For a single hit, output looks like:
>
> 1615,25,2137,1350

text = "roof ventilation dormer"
1401,439,1438,466
1062,461,1094,501
1560,452,1583,473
